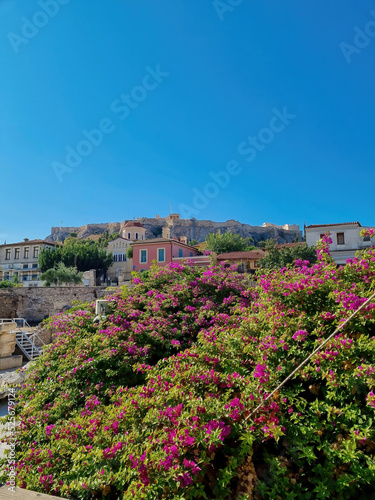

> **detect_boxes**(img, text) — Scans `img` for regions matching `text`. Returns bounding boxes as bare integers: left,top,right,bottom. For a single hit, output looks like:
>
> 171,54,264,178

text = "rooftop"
124,221,144,228
306,222,361,229
132,238,201,251
107,236,131,243
217,250,266,260
276,242,306,249
0,240,62,248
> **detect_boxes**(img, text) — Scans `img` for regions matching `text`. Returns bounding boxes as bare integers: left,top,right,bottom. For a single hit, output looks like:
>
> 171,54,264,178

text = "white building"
0,239,61,287
306,222,375,265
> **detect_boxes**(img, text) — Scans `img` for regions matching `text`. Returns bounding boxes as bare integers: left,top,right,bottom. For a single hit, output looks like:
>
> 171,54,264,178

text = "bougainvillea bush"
1,234,375,499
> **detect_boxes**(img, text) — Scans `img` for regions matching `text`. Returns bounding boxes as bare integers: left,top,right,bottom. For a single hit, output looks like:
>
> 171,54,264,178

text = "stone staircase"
0,319,45,362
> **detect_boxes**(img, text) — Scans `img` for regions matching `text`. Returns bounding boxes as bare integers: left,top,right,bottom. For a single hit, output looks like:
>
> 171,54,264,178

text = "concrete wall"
0,286,110,323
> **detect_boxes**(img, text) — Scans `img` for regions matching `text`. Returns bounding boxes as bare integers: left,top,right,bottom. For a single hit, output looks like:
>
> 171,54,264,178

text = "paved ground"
0,485,65,499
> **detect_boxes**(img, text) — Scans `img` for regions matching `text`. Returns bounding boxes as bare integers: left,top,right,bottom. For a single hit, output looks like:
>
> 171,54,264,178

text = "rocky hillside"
46,217,302,244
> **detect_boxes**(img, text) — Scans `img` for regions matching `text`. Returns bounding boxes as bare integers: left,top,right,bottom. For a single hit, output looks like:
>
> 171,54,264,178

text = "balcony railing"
2,263,39,270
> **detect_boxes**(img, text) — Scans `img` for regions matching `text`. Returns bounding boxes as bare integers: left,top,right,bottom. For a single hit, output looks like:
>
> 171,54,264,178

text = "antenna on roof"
169,202,173,214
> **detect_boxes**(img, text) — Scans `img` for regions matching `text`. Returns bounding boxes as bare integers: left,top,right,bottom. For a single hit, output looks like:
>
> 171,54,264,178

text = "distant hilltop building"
46,214,302,245
262,222,300,231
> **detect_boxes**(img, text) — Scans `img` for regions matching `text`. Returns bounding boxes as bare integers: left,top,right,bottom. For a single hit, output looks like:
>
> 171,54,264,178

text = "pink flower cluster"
292,329,309,342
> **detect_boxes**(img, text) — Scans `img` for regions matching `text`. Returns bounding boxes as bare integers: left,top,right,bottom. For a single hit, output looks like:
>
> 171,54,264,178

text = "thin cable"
244,290,375,422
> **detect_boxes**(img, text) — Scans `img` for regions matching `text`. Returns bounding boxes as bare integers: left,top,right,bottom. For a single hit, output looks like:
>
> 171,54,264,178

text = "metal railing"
0,318,45,361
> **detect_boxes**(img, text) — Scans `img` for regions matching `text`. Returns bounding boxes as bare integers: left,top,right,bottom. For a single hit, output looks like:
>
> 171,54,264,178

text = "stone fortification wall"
0,287,110,324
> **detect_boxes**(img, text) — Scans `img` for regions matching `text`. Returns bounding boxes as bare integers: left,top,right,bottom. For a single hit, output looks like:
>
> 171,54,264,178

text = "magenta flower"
292,329,309,342
254,363,269,384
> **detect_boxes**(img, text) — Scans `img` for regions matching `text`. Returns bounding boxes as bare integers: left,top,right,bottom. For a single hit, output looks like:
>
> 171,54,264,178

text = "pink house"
132,238,211,271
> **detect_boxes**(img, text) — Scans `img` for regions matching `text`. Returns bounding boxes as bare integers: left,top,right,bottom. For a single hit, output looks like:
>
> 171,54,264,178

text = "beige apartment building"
106,237,134,282
0,239,61,287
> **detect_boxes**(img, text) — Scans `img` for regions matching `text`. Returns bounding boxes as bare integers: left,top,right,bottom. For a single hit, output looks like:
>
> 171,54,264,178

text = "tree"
98,231,120,248
41,262,83,286
205,231,255,254
38,247,62,272
39,238,113,274
188,239,199,246
259,239,317,269
126,246,133,259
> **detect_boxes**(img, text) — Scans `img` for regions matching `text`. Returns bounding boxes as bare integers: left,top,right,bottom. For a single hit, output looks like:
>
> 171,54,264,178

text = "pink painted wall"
133,242,172,271
133,242,202,271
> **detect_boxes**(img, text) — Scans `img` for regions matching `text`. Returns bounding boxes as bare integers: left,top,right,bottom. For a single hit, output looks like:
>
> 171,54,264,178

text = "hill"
45,215,302,245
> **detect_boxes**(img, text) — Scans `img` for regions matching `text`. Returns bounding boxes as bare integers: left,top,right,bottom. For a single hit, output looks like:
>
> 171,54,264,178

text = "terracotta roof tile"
132,238,202,251
124,221,144,228
217,250,265,260
276,242,306,249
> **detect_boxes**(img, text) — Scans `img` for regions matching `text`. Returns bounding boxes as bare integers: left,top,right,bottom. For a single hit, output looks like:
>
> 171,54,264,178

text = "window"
127,232,131,239
320,234,325,239
336,233,345,245
5,249,11,260
190,252,194,257
141,234,144,240
22,275,28,281
178,248,183,257
363,235,371,242
33,247,39,258
24,247,29,259
22,264,28,269
140,249,147,263
14,248,20,259
32,274,38,281
157,248,165,262
32,263,38,269
135,232,139,240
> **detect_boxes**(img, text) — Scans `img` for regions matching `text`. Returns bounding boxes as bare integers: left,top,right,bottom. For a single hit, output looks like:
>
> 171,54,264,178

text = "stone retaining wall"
0,287,111,323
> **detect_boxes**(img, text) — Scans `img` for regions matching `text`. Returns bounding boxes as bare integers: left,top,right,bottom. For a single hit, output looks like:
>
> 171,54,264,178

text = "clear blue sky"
1,0,374,244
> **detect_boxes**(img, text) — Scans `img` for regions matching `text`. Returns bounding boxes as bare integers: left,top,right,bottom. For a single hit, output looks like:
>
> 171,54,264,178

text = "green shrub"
1,237,375,499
